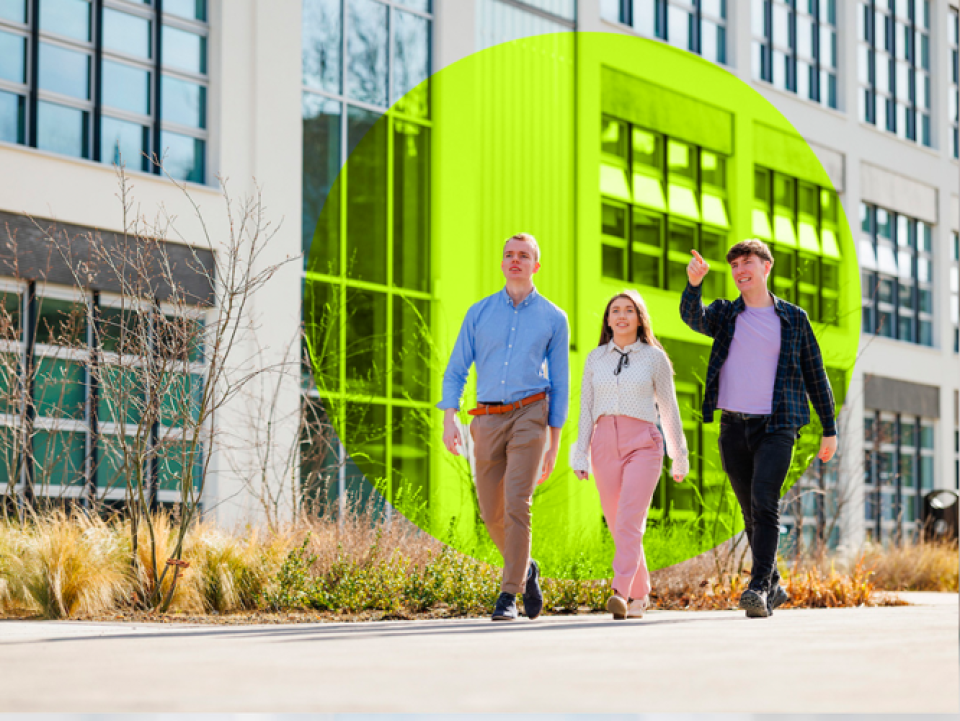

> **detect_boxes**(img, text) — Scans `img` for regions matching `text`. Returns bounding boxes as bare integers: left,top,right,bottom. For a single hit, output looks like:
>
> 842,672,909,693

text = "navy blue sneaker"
522,559,543,620
491,592,518,621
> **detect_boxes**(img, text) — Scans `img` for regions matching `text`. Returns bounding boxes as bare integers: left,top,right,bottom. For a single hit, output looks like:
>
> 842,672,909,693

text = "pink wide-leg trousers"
590,415,664,600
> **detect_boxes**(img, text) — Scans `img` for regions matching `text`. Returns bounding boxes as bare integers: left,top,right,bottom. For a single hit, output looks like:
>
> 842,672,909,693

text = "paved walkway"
1,592,956,712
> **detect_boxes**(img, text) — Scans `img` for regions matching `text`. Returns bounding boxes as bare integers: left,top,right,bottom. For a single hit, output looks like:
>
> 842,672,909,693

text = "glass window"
37,101,88,157
161,130,204,182
303,0,341,95
346,105,387,284
393,121,430,291
103,8,151,59
39,42,90,99
0,90,25,144
161,25,206,75
0,0,27,23
392,9,430,116
164,0,206,22
102,60,150,115
101,116,149,172
35,357,85,418
345,287,388,396
347,0,388,107
161,75,206,128
39,0,91,41
302,94,342,273
0,30,26,84
608,1,726,64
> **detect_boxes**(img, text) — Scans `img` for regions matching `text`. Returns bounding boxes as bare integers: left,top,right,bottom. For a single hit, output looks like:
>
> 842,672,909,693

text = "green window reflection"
392,9,430,117
162,75,205,128
393,120,430,291
773,174,797,247
157,439,202,491
601,116,627,159
347,0,388,107
0,90,25,144
345,287,387,396
35,357,85,419
101,116,149,172
0,292,20,341
344,401,388,483
98,365,144,426
303,0,341,95
304,280,341,392
98,306,144,355
36,297,86,346
162,25,206,75
303,95,341,274
102,60,151,115
39,42,90,99
0,30,26,83
103,8,151,59
96,434,133,490
33,430,84,487
159,373,202,427
753,167,773,240
391,405,429,514
39,0,91,41
0,0,26,23
161,130,204,182
393,296,429,402
632,128,665,211
346,105,387,284
701,151,728,228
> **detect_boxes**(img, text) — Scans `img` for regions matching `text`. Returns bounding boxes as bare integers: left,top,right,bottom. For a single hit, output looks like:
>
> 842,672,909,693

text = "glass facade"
753,167,842,324
951,7,959,159
0,0,209,182
302,0,433,509
951,231,959,354
600,115,731,299
0,285,203,500
864,410,934,541
752,0,838,109
476,0,574,50
601,0,727,65
858,0,931,147
859,203,934,346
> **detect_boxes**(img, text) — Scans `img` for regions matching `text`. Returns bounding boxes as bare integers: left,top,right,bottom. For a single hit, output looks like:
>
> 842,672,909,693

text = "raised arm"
680,250,724,338
652,349,689,480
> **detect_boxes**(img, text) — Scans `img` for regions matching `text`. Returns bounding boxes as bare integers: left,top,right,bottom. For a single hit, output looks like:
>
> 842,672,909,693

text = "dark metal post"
20,281,36,511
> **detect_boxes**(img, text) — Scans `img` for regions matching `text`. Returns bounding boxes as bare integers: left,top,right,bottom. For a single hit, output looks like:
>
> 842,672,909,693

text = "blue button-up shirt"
438,287,570,428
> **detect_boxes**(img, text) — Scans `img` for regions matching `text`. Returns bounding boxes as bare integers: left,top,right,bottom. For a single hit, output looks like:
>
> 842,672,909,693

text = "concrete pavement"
0,592,956,713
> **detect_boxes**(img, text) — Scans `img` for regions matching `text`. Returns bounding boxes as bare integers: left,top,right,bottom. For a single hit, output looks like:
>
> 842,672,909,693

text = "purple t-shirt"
717,304,781,415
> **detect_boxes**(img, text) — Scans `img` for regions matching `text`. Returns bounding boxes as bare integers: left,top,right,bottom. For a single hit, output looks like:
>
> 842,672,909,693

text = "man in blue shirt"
439,233,570,621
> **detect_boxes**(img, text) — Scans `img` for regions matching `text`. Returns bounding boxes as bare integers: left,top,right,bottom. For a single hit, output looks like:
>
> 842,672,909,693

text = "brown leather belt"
468,391,547,416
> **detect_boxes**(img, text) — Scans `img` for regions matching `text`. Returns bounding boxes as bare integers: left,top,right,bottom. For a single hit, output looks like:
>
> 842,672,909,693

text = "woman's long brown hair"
598,290,673,371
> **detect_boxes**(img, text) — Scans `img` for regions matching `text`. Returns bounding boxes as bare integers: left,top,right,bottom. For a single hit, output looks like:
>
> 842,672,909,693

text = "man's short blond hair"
503,233,540,263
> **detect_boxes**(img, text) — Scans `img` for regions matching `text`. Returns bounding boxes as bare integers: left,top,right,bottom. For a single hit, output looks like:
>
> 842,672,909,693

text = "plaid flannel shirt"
680,281,837,437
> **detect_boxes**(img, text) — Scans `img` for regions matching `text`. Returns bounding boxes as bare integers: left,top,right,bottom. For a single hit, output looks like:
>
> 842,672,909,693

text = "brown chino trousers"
469,398,549,594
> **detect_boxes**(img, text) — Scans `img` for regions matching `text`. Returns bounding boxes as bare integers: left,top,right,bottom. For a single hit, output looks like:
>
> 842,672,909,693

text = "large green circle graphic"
305,33,861,580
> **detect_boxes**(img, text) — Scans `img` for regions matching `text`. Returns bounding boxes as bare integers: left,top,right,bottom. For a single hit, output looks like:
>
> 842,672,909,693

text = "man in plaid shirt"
681,239,837,618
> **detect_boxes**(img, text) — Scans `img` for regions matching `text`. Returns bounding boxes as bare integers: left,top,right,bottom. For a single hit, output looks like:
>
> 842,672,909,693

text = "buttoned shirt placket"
500,292,532,403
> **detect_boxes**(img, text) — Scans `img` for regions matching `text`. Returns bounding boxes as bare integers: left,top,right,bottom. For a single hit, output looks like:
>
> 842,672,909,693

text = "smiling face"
729,252,772,296
606,296,641,340
501,238,540,282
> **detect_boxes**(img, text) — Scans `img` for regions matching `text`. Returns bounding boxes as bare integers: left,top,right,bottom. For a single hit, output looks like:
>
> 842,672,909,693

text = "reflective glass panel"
39,42,90,99
396,0,431,11
103,8,151,58
303,0,341,94
347,0,388,106
0,90,25,144
667,5,692,51
392,9,430,117
161,75,205,128
162,25,206,74
393,297,430,402
101,115,149,172
0,30,26,84
37,101,88,157
346,105,387,283
35,358,85,419
302,94,341,272
161,131,204,182
0,0,26,23
39,0,91,41
164,0,206,21
394,121,430,291
345,288,387,396
102,60,150,115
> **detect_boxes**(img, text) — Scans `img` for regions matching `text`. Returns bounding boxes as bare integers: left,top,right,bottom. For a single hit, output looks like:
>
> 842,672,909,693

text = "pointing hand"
687,249,710,287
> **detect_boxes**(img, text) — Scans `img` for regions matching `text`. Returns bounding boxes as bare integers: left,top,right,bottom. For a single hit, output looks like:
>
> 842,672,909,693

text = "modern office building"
0,0,957,555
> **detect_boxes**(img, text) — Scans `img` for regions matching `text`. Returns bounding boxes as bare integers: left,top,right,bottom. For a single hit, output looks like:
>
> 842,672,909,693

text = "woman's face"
608,297,640,338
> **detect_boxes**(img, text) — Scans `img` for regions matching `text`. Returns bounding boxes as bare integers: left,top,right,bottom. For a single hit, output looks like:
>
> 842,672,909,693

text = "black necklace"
613,348,631,375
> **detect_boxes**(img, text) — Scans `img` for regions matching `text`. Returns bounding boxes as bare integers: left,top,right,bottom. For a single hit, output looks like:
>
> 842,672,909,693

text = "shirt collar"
500,285,539,308
732,291,792,324
606,338,644,354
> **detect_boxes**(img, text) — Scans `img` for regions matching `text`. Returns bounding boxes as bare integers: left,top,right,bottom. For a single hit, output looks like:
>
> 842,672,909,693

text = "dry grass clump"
11,511,132,618
858,539,958,592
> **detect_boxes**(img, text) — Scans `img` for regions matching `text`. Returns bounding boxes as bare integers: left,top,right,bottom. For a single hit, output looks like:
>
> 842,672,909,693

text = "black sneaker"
739,585,769,618
491,592,518,621
767,582,789,616
522,559,543,620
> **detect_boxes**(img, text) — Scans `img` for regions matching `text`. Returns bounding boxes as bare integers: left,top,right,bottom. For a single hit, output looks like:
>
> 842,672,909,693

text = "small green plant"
263,535,317,611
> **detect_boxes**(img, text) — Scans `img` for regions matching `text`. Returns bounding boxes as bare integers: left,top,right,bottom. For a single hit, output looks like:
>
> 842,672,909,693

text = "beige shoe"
606,593,628,620
626,596,649,619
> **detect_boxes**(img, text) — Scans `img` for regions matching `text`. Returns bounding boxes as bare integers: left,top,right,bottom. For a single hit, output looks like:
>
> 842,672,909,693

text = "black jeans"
718,411,796,591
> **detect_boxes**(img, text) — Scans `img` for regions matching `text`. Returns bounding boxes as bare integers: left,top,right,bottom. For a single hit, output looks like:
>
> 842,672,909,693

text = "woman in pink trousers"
571,290,688,619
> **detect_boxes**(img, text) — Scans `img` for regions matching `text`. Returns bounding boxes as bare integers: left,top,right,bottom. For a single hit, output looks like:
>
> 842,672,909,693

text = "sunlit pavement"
1,592,956,712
